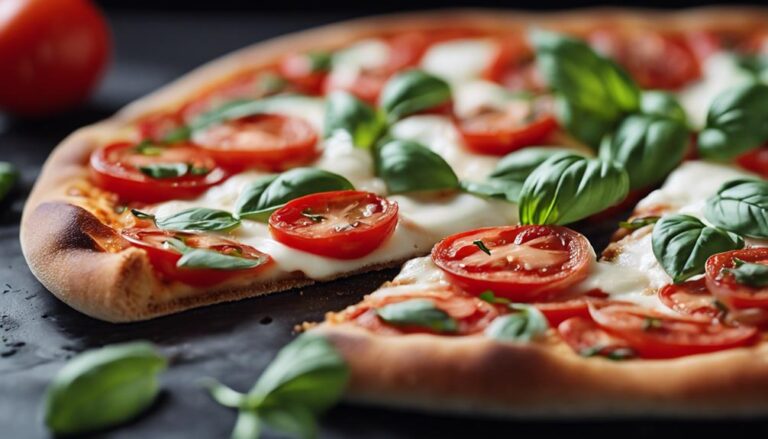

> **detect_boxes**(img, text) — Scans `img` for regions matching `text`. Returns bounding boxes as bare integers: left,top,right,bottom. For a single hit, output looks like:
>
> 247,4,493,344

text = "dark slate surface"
2,10,767,439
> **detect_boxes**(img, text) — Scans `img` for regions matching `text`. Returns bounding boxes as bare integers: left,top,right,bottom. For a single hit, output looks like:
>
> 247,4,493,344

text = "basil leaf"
376,299,458,333
324,92,384,149
156,208,240,231
599,114,689,190
231,411,261,439
619,216,660,230
704,179,768,238
460,179,523,203
485,305,549,342
134,141,165,156
177,248,267,271
640,91,688,125
259,405,317,439
490,147,576,182
203,379,247,408
555,98,618,149
235,168,353,221
698,82,768,160
724,258,768,287
192,95,319,132
519,154,630,225
380,70,451,122
44,341,167,435
305,51,332,72
139,162,190,179
652,214,745,283
734,53,768,81
376,140,459,194
0,161,18,203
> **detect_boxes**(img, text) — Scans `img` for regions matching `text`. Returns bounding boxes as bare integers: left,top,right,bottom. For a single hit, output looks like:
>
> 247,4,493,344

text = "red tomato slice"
534,291,611,327
482,36,532,83
736,146,768,178
90,142,228,203
137,112,185,143
192,113,319,172
279,53,328,95
122,228,271,286
705,248,768,309
431,225,593,301
659,278,725,320
558,317,636,359
456,98,558,155
269,190,399,259
589,303,759,359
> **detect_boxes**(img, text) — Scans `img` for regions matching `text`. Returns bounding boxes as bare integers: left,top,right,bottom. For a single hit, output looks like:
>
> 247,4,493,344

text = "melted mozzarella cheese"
452,80,519,119
255,95,325,131
326,39,390,92
314,132,385,194
421,39,498,82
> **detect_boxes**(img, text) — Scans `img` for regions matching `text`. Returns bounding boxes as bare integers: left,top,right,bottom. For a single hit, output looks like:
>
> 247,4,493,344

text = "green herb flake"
619,216,660,230
134,141,165,156
722,257,768,287
139,162,189,179
376,299,458,333
642,317,663,332
473,240,492,255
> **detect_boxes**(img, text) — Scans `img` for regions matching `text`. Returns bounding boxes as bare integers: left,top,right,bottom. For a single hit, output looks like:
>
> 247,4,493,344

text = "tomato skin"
534,291,611,327
0,0,110,116
659,279,724,320
736,146,768,179
279,53,327,95
431,225,593,301
457,109,558,156
705,248,768,309
558,317,635,359
89,142,228,203
122,228,272,287
269,190,399,260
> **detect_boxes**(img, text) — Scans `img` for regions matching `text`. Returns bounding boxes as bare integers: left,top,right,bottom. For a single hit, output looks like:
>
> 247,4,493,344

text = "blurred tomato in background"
0,0,111,117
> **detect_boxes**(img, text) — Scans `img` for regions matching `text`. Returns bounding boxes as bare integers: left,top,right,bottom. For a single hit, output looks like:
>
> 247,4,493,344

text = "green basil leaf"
485,305,549,342
460,179,523,203
203,379,248,408
640,91,688,125
490,147,576,182
134,141,165,156
44,341,167,435
139,162,190,179
376,139,459,194
259,405,317,439
555,98,618,149
156,208,240,231
704,178,768,238
305,51,332,72
734,53,768,81
519,154,630,225
698,82,768,160
599,114,689,190
231,411,261,439
724,258,768,287
177,248,267,271
324,92,384,149
235,168,353,221
652,214,745,283
191,95,319,132
0,161,18,203
376,298,458,333
380,70,451,122
619,216,660,230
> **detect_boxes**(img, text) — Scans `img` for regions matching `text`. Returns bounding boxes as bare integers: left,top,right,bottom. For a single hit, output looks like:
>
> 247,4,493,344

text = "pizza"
20,6,768,416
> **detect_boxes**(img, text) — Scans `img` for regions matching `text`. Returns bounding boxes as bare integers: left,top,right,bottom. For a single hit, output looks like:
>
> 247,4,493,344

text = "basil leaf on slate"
599,114,688,190
376,139,459,194
44,341,167,436
139,163,190,179
519,154,630,225
177,248,267,271
640,91,688,125
698,82,768,160
156,208,240,231
235,168,353,221
324,92,384,149
231,411,261,439
376,299,458,333
380,69,451,122
724,258,768,287
0,162,18,203
485,305,549,342
704,179,768,239
652,214,745,283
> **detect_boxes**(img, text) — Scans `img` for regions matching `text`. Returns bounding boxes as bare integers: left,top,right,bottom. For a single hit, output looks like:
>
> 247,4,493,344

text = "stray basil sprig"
380,70,451,122
485,305,549,342
652,214,745,283
724,258,768,287
44,341,167,436
234,168,353,221
518,153,630,225
376,299,458,333
144,208,241,232
206,333,349,439
0,161,18,203
698,82,768,160
324,92,385,149
375,139,460,194
704,179,768,239
164,237,267,271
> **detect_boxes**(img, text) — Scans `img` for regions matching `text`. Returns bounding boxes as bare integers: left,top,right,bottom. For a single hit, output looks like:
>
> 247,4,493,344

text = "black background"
2,3,768,438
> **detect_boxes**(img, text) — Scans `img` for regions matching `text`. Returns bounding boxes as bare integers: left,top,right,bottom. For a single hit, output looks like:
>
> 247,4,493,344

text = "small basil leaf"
485,305,549,342
652,214,745,283
177,248,267,271
0,161,18,203
490,147,576,181
191,95,318,132
734,53,768,81
555,98,617,149
44,341,167,436
134,141,165,156
724,258,768,287
324,92,384,149
231,411,261,439
599,114,689,190
478,290,511,305
619,216,660,230
704,179,768,239
376,298,458,333
139,163,190,179
376,139,459,194
156,208,240,231
259,405,317,439
235,168,353,221
460,179,523,203
698,82,768,160
519,154,630,225
640,91,688,125
203,379,248,408
305,51,332,72
380,70,451,122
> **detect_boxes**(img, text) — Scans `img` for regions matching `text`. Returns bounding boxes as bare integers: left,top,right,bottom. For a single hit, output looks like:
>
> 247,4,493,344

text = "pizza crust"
21,7,768,322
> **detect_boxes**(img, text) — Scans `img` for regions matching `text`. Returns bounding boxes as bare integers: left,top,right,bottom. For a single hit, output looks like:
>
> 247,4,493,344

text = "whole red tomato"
0,0,111,116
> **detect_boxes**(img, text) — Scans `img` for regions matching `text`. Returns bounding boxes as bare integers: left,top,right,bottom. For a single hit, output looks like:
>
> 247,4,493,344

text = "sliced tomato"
431,225,593,301
705,248,768,309
269,190,399,259
482,35,531,83
736,146,768,178
558,317,636,359
534,291,611,327
279,53,328,95
137,112,185,143
122,228,271,286
90,142,227,203
659,278,724,320
589,303,759,359
456,97,558,155
192,113,318,172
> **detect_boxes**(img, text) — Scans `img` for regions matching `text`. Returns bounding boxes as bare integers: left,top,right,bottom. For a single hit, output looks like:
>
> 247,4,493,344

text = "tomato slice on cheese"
279,52,329,95
456,98,558,155
122,228,271,286
431,225,593,301
269,190,399,259
705,248,768,310
90,142,227,203
588,303,759,359
558,317,636,359
192,113,319,172
534,291,611,327
736,146,768,179
659,278,725,320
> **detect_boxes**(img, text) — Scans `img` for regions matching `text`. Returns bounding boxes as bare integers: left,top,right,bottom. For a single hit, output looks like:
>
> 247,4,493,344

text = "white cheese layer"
420,39,498,82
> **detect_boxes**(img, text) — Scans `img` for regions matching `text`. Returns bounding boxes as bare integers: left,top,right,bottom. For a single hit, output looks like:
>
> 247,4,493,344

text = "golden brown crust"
22,6,768,322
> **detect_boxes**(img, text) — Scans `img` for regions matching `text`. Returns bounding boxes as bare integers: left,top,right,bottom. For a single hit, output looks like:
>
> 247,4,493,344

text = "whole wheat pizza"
21,7,768,417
